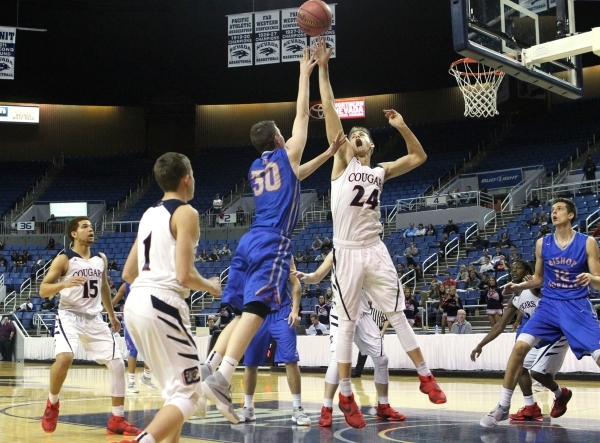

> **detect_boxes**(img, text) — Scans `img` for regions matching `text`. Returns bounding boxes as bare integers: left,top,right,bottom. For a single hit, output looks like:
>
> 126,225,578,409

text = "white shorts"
486,309,503,316
523,336,569,376
332,239,404,321
54,309,119,362
446,316,456,323
125,288,202,402
329,306,385,358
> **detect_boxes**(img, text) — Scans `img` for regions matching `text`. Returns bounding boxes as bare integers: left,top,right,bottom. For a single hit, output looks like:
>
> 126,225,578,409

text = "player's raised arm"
298,129,345,180
285,48,318,169
379,110,427,182
291,251,333,283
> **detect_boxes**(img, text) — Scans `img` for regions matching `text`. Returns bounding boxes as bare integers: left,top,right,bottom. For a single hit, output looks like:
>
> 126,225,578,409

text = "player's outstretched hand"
470,345,482,362
502,282,519,294
290,270,320,284
299,47,318,76
575,272,596,287
312,36,333,66
383,109,406,128
64,276,87,288
323,129,346,157
206,276,222,296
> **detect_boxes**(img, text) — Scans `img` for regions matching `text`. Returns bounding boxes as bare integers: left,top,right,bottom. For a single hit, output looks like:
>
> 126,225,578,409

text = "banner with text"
228,13,254,68
0,27,16,80
255,10,280,65
477,168,523,190
309,3,336,60
309,98,365,121
0,105,40,124
280,8,308,63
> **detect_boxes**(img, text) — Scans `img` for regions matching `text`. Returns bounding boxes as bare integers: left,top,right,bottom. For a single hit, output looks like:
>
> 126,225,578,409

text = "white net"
449,59,505,118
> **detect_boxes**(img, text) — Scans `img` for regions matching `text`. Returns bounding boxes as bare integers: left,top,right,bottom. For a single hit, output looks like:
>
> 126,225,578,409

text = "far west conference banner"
227,4,336,67
477,168,523,190
0,27,16,80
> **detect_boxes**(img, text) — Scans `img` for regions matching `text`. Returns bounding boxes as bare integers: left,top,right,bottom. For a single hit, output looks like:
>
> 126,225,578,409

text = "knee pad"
387,311,419,352
325,352,339,385
244,301,271,319
105,358,126,397
336,318,355,364
372,354,389,385
166,392,200,421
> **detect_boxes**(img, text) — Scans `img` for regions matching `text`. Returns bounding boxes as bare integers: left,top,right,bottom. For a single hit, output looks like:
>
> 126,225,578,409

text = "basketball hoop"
449,58,505,118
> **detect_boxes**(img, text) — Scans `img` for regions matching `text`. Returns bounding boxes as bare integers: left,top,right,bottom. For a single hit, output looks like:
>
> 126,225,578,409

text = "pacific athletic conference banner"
228,13,253,68
0,27,16,80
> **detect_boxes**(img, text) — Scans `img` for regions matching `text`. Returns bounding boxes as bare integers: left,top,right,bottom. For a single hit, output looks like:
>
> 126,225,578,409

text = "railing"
527,177,600,204
444,236,460,261
399,269,416,294
585,208,600,233
464,222,479,244
500,192,513,214
102,220,140,234
190,266,229,312
422,253,439,278
394,190,487,213
34,313,55,336
10,312,30,338
483,210,497,234
3,290,17,312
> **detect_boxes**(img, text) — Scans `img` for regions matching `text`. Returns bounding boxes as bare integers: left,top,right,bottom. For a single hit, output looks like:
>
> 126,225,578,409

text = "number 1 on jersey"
143,232,152,271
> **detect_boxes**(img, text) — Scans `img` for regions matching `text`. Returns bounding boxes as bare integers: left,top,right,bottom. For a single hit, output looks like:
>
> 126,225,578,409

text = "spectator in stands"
456,265,469,283
107,258,118,271
479,256,495,274
325,287,333,305
314,251,327,262
592,221,600,239
467,264,481,279
403,286,419,327
396,262,406,276
478,273,491,292
218,243,232,256
403,222,418,237
466,234,489,253
309,284,323,298
524,212,540,228
15,253,26,267
320,237,333,253
485,276,503,327
425,223,436,236
0,317,16,362
498,232,513,248
583,154,597,181
441,285,462,333
403,241,419,266
199,249,210,262
46,237,56,250
307,313,328,335
301,283,310,298
41,297,57,311
463,186,476,205
466,271,480,289
304,248,314,263
235,206,246,226
526,194,540,208
443,219,459,236
537,222,552,238
436,233,449,261
11,251,18,263
0,239,3,250
450,310,472,334
47,214,58,233
539,211,548,224
108,278,118,297
508,252,521,267
316,295,330,327
491,246,505,265
312,235,323,251
415,223,426,236
469,249,490,266
217,305,234,328
407,262,423,280
18,297,33,312
207,316,221,336
23,250,30,262
211,193,223,227
295,251,305,263
209,246,220,262
194,252,205,263
442,272,457,287
0,255,7,267
448,188,462,206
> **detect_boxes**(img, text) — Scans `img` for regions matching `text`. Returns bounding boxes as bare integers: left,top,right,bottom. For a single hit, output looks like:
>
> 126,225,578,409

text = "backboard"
451,0,587,98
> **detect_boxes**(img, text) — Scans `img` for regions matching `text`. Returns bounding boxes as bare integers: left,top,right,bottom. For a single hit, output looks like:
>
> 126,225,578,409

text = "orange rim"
449,58,504,77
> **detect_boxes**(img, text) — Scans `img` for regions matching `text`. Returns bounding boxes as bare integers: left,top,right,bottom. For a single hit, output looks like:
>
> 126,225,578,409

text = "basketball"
297,0,332,37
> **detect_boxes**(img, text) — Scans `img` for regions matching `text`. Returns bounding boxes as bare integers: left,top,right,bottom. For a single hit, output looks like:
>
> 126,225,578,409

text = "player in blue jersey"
202,48,344,423
480,198,600,428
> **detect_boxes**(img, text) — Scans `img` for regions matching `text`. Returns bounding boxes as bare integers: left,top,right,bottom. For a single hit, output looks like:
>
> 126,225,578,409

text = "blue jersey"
542,232,590,300
249,148,300,238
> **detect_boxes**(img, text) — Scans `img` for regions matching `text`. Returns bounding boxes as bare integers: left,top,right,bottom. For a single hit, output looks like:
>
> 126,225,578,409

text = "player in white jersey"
471,261,569,423
121,152,222,443
292,252,436,427
313,37,443,428
39,216,141,436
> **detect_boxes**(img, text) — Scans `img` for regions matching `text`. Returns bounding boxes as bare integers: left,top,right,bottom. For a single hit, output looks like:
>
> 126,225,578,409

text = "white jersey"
59,250,105,316
131,199,194,298
331,157,384,244
511,289,540,322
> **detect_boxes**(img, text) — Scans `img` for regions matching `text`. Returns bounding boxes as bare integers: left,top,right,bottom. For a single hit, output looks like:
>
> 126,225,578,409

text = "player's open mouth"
355,139,363,147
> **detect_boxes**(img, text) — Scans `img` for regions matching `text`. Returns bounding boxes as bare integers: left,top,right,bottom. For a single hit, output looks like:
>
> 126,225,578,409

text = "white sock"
292,394,301,408
143,368,151,379
218,356,238,382
49,393,59,405
339,378,352,397
136,433,156,443
499,387,514,408
206,350,223,372
244,394,254,408
112,405,125,417
523,395,534,406
323,398,333,408
128,373,136,383
416,361,432,377
553,387,563,398
379,396,389,405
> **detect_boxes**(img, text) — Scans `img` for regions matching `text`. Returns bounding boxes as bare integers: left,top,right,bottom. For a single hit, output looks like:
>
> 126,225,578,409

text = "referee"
351,300,389,378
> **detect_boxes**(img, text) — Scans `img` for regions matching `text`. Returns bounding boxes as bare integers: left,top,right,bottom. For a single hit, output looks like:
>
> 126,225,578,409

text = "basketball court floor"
1,362,599,443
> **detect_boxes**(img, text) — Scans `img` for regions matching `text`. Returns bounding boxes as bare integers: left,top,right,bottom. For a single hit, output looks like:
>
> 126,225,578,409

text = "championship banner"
0,27,16,80
280,8,308,63
255,10,280,66
309,98,365,121
477,168,523,190
309,3,336,60
227,13,253,68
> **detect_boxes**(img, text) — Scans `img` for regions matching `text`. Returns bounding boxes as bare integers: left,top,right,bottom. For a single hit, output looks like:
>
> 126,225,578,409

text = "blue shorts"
123,322,138,358
244,304,299,366
521,296,600,359
222,229,292,312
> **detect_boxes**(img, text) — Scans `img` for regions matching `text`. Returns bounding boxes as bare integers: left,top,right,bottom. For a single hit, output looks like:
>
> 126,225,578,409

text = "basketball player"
119,152,222,443
39,217,141,436
202,49,345,423
292,252,429,427
480,198,600,428
235,260,310,426
471,260,569,423
111,282,158,393
313,36,444,428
